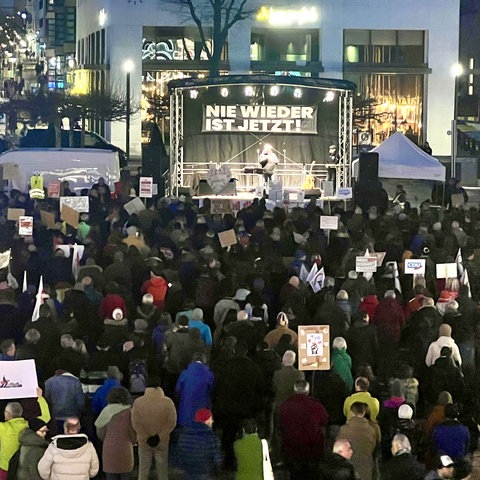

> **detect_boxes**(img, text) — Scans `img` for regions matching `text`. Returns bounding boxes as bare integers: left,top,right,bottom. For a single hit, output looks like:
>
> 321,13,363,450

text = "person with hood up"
38,417,99,480
141,269,169,311
17,417,49,480
425,324,462,367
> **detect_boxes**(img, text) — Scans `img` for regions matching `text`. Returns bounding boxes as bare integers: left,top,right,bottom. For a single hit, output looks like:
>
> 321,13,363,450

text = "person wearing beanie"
18,418,49,480
432,404,470,462
425,324,462,367
188,308,212,347
173,408,221,479
263,312,298,350
0,388,50,479
131,377,177,480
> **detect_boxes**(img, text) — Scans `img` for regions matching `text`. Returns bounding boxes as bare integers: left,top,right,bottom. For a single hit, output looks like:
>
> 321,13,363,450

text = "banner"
202,104,318,134
60,196,89,213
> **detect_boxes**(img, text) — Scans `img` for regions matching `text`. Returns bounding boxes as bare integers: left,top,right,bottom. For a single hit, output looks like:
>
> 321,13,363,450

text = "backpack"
129,359,148,394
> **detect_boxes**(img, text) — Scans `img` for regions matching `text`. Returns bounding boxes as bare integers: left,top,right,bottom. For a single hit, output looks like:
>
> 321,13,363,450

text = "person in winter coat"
346,312,379,374
38,417,99,480
425,324,462,367
91,366,123,416
131,377,177,480
263,312,298,350
358,288,379,321
331,337,354,392
174,408,222,479
141,270,169,311
17,418,49,480
98,282,127,321
427,347,464,404
280,380,329,479
234,418,263,480
380,434,425,480
176,352,214,427
0,389,50,480
94,387,136,480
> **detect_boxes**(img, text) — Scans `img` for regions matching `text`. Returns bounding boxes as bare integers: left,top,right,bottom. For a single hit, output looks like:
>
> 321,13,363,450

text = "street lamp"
450,63,463,179
123,59,134,161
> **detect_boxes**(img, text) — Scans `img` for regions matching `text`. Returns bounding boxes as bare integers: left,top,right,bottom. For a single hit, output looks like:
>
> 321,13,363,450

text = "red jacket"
141,276,168,310
359,295,379,321
280,394,328,461
98,294,127,320
372,298,405,344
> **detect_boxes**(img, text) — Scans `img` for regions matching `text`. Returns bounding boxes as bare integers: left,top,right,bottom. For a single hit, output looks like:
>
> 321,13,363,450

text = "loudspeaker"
197,180,213,195
359,152,379,181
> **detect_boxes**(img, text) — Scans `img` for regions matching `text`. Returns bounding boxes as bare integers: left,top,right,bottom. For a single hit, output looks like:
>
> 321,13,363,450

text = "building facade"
76,0,460,162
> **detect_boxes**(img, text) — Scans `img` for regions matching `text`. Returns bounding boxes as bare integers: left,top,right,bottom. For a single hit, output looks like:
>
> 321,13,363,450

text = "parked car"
19,128,128,167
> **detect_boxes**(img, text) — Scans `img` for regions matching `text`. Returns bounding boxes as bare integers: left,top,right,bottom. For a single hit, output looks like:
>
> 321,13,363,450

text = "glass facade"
344,29,427,146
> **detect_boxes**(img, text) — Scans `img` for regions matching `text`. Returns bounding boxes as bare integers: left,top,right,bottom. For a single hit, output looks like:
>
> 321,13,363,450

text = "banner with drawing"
298,325,330,371
0,359,38,399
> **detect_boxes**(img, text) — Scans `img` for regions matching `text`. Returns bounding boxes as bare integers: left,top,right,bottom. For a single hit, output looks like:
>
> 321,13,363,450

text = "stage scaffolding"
168,75,355,197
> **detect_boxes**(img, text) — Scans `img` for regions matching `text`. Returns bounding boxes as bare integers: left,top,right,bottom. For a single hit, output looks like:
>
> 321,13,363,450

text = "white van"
0,148,121,193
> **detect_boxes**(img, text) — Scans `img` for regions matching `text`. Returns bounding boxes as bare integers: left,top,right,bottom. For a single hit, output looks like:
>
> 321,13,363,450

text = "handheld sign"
298,325,330,371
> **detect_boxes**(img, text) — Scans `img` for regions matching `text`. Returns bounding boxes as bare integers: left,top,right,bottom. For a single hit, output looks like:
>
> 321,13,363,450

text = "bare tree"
166,0,254,76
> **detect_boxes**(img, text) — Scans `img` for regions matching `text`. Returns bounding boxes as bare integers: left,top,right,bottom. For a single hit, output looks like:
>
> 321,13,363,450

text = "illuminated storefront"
76,0,460,159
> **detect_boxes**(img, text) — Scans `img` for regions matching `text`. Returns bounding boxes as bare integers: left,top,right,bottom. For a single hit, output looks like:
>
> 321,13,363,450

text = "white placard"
124,197,146,216
436,263,457,279
0,359,38,399
404,258,426,275
356,256,377,273
139,177,153,198
320,215,339,230
0,249,11,269
337,187,353,199
18,216,33,236
59,196,89,213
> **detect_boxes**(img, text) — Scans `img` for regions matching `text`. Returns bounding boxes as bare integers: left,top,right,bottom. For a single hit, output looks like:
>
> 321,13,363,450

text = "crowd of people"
0,176,479,480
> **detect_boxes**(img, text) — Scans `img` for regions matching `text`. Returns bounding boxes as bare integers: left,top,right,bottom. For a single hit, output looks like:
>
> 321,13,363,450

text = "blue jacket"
91,378,121,415
188,319,212,346
176,362,214,427
433,421,470,459
44,373,85,420
174,424,221,476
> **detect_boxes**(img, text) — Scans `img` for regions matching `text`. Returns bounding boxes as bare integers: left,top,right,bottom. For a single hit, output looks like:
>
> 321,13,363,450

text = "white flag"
71,244,84,281
309,267,325,293
299,263,310,283
31,276,44,322
363,248,373,282
460,268,472,298
393,261,402,293
306,262,319,283
456,248,464,277
0,249,11,270
22,271,27,293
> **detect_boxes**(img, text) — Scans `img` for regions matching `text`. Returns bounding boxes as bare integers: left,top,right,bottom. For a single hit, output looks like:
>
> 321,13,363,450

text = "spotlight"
270,85,280,96
221,87,229,97
323,91,335,102
293,88,302,98
189,89,199,99
245,86,254,97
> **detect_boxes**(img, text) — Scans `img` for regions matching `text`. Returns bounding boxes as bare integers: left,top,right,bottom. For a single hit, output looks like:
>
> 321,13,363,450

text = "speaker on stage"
197,180,213,195
359,152,379,182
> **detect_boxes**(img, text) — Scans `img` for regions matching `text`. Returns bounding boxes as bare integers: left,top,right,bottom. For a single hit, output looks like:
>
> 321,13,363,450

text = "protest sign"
0,359,38,399
18,216,33,236
320,215,339,230
210,199,233,215
61,204,79,228
60,196,89,213
297,325,330,371
48,181,61,198
7,208,24,222
218,229,238,248
40,210,56,229
436,263,457,279
124,197,146,216
206,165,232,194
404,258,426,275
139,177,153,198
356,256,377,273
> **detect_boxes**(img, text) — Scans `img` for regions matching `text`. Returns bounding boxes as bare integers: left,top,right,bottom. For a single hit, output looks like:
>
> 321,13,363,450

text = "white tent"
352,132,446,181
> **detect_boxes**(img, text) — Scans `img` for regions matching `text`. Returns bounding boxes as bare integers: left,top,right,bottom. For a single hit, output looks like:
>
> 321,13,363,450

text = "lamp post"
123,59,134,161
450,63,463,179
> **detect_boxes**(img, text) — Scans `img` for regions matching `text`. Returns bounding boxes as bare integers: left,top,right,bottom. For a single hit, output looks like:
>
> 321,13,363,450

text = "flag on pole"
306,262,318,283
456,248,464,277
0,249,11,270
31,275,44,322
22,271,27,293
71,244,84,281
309,267,325,293
460,268,472,298
299,263,310,283
363,248,373,282
393,261,402,293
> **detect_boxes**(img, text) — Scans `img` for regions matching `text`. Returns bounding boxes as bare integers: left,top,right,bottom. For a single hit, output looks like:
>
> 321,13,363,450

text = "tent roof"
371,132,446,181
